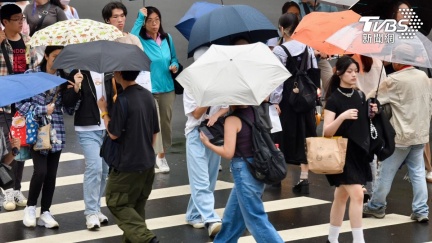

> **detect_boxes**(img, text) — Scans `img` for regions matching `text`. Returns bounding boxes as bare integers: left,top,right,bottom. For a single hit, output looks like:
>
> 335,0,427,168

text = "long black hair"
325,56,359,100
40,46,66,78
48,0,66,10
278,13,299,37
385,0,412,20
139,6,168,40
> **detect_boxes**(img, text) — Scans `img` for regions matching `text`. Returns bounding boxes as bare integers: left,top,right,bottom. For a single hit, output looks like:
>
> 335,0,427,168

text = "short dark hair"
281,1,301,15
120,71,140,81
102,1,127,23
139,6,168,40
0,4,22,26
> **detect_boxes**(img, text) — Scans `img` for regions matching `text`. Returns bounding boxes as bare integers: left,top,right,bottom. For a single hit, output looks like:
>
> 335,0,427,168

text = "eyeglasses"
9,17,25,22
146,18,160,25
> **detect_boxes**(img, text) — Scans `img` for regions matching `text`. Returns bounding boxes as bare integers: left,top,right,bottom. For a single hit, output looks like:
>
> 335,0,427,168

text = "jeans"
214,157,283,243
185,128,221,224
368,144,429,216
77,130,109,215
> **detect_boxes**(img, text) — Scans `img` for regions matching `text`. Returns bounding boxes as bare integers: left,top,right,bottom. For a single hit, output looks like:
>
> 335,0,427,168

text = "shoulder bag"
166,35,184,95
306,136,348,174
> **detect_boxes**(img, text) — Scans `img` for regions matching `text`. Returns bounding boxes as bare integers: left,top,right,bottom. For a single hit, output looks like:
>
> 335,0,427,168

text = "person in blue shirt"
131,7,179,173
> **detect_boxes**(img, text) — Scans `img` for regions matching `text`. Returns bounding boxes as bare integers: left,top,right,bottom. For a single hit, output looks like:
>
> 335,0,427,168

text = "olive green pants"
106,168,155,243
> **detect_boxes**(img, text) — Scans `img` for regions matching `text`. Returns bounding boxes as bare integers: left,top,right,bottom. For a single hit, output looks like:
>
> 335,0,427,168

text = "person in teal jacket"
131,6,179,173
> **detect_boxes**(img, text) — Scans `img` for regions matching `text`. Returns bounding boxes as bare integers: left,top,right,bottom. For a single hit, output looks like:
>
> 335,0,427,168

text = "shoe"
23,206,37,227
86,214,101,229
206,221,222,237
292,180,309,194
149,236,160,243
97,212,109,224
14,190,28,207
363,193,371,203
410,213,429,223
37,211,59,228
155,156,170,173
3,189,16,211
187,221,205,229
219,164,222,171
426,172,432,183
363,203,385,219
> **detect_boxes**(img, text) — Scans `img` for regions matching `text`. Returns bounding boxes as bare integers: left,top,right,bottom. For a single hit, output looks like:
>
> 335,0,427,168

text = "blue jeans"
368,144,429,216
185,128,221,224
214,157,283,243
77,130,109,215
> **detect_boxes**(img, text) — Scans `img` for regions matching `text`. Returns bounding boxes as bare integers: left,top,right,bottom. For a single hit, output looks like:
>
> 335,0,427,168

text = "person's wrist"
101,111,109,118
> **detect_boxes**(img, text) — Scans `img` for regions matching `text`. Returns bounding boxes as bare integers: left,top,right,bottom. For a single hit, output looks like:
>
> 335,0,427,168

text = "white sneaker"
3,189,16,211
14,190,28,207
206,221,222,237
86,214,101,229
156,156,170,173
23,206,37,227
37,211,59,228
97,211,109,224
426,172,432,183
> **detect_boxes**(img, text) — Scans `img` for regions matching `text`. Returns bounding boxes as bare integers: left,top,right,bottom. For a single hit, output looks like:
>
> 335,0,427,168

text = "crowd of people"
0,1,431,243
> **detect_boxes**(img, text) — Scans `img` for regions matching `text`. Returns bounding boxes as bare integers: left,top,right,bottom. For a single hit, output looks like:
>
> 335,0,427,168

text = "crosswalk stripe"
0,180,234,224
237,213,413,242
24,152,84,167
9,197,331,243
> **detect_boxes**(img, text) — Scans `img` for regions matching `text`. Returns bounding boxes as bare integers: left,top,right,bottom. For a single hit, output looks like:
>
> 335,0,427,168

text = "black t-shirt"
108,84,159,172
8,38,27,74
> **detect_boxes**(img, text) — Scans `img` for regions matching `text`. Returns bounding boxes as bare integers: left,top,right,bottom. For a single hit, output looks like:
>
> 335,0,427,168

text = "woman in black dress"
323,56,377,243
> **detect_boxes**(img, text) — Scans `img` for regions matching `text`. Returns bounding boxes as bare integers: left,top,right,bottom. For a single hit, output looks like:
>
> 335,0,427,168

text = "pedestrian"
60,0,79,19
0,3,38,212
131,7,180,173
200,103,283,243
97,70,160,243
0,1,31,36
323,56,376,243
271,13,318,192
23,0,67,36
183,46,226,236
62,69,113,230
17,45,74,228
363,44,431,223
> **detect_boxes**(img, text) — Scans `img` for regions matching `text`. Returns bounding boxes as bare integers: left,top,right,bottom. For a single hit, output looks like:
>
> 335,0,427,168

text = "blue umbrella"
0,72,67,107
187,5,279,57
175,2,223,40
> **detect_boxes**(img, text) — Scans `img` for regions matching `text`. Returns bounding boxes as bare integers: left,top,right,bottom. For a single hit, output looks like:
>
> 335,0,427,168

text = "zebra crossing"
0,152,430,243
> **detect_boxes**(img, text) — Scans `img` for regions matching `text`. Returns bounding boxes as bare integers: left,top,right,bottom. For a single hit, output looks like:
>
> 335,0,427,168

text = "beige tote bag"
306,137,348,174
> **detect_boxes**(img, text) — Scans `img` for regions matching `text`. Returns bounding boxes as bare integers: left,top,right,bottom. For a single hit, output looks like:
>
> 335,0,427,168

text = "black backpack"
234,106,287,185
280,45,318,113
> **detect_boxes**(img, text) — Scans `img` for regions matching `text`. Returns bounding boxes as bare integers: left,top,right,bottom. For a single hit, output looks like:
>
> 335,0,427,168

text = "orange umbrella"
291,10,360,55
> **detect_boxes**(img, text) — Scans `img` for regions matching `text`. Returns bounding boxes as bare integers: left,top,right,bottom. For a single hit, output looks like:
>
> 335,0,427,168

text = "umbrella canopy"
321,0,359,9
187,5,279,57
291,10,361,54
326,21,432,68
0,72,66,107
175,2,223,40
350,0,432,36
29,19,124,47
52,40,151,73
177,42,291,106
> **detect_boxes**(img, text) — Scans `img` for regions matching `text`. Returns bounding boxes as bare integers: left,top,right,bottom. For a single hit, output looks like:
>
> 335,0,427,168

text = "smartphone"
198,126,214,140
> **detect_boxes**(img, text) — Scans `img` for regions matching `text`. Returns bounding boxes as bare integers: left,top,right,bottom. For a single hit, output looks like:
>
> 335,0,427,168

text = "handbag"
198,108,225,146
166,34,184,95
306,136,348,174
33,122,52,151
10,108,38,146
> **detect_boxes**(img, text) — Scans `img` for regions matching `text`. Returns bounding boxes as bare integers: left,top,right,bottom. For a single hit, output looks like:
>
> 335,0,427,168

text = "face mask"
60,0,70,5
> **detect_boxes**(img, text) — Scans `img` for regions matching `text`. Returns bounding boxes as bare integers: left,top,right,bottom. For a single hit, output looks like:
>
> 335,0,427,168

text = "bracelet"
100,112,109,118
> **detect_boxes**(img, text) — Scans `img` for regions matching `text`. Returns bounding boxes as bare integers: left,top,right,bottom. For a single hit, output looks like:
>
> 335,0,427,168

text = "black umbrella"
52,40,151,73
350,0,432,36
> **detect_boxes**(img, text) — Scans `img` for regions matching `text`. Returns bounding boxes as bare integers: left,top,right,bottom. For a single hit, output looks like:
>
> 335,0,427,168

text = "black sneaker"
292,180,309,194
149,236,159,243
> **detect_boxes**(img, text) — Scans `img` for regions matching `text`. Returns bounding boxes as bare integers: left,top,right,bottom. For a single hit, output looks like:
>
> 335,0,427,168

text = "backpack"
280,45,318,113
234,106,287,185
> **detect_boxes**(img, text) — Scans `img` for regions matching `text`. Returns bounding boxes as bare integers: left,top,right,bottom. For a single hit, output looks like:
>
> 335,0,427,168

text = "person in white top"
183,46,228,236
60,0,79,20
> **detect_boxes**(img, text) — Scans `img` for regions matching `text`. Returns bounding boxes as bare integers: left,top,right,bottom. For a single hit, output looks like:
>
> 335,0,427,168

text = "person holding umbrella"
17,45,82,229
131,7,179,173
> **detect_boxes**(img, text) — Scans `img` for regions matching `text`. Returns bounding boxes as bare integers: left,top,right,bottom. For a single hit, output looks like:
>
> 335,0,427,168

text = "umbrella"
29,19,124,47
321,0,358,9
326,21,432,68
0,72,67,107
175,2,223,40
176,42,291,106
350,0,432,36
52,40,151,73
291,10,361,54
187,5,279,57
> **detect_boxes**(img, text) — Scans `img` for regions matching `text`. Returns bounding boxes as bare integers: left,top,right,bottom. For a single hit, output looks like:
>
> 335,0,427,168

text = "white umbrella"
321,0,358,9
176,42,291,106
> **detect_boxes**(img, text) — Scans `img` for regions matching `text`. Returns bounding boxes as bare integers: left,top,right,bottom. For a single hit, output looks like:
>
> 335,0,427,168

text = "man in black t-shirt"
97,70,160,243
